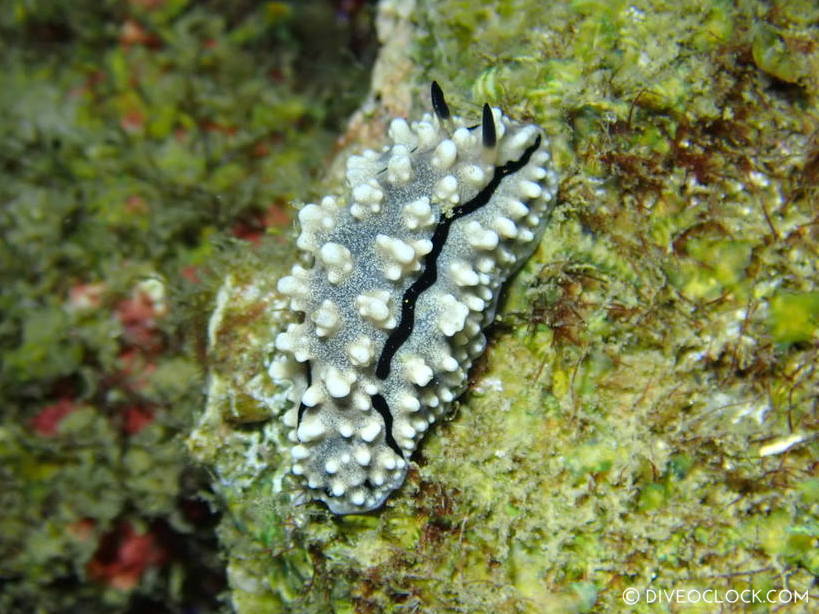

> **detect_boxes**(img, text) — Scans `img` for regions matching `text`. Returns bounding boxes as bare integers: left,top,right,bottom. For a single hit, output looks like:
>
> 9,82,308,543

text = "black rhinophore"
482,103,497,148
430,80,451,120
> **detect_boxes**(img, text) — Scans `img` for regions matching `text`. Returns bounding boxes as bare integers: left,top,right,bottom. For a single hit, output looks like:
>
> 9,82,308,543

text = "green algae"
1,1,375,611
769,292,819,344
194,0,818,612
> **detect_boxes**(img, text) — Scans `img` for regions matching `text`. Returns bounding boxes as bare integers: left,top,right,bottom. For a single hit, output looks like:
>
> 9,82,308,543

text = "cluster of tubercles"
270,82,558,514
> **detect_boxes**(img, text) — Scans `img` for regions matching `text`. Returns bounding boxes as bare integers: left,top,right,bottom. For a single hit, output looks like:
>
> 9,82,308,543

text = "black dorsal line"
375,134,542,380
372,393,404,458
296,401,308,426
296,361,313,426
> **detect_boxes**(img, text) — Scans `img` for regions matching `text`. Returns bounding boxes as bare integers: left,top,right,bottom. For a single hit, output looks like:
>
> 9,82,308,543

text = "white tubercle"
318,242,353,284
355,289,396,329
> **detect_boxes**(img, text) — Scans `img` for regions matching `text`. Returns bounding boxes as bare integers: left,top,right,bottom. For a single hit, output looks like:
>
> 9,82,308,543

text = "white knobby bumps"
271,83,558,514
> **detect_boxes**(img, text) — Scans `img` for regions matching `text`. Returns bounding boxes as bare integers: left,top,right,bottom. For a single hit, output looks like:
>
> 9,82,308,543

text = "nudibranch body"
270,83,558,514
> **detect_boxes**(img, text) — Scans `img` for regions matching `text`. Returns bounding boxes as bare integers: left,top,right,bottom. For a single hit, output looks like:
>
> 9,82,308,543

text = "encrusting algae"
191,0,818,612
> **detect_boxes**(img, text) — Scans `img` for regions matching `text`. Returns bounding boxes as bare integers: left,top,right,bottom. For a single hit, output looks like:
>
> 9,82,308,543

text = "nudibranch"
270,82,558,514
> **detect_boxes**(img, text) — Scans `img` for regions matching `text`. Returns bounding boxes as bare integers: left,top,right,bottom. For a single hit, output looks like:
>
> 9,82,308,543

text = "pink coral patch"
87,522,167,591
31,398,77,437
123,405,155,435
116,290,164,352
